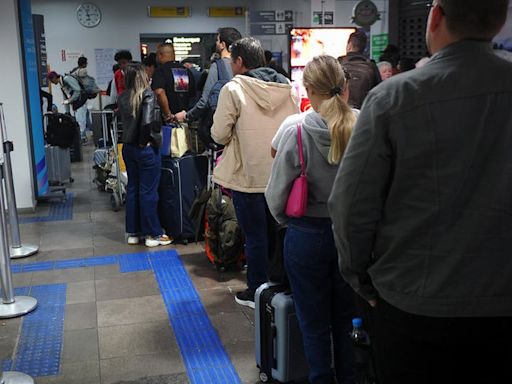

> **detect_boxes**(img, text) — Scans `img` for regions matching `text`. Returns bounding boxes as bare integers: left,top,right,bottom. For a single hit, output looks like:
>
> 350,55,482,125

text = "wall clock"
77,3,101,28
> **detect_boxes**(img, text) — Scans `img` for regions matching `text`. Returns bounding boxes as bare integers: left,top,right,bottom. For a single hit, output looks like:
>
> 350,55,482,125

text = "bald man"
152,42,196,123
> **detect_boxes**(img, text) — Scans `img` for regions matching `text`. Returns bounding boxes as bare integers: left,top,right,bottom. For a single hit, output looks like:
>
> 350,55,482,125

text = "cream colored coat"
211,74,299,193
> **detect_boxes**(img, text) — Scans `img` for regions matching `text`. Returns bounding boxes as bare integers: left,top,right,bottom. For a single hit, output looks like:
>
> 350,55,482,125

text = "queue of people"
43,1,512,381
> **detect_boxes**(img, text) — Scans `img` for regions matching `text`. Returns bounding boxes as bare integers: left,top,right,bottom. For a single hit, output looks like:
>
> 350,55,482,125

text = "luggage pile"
44,112,82,186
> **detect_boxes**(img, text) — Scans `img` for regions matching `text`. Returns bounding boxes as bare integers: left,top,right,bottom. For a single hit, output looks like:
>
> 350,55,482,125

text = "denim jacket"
329,40,512,317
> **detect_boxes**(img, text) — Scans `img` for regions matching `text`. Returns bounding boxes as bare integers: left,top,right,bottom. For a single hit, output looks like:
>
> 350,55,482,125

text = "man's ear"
428,4,444,34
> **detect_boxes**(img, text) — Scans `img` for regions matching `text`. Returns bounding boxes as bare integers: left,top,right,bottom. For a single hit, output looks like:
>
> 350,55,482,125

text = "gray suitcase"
45,145,71,184
255,283,309,383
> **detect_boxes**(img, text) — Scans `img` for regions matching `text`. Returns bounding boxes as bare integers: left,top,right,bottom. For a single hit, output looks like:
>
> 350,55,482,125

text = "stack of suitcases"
44,113,81,185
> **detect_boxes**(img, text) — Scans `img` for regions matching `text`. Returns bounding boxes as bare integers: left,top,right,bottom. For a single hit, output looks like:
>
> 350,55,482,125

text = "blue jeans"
285,217,355,384
232,191,275,293
122,144,163,237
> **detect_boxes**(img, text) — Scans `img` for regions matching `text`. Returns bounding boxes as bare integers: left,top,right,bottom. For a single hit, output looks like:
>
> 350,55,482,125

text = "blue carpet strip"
150,250,242,384
1,284,66,377
18,193,74,224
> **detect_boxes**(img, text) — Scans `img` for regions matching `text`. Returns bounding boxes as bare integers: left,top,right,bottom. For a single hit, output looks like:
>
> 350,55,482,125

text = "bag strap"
216,59,229,81
296,123,305,176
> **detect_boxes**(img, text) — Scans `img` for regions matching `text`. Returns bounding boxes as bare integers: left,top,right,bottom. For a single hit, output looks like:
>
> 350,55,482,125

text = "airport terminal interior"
1,0,511,383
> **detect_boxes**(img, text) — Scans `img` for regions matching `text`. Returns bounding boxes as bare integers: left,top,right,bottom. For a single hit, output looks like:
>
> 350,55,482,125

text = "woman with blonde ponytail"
266,55,358,384
118,63,172,248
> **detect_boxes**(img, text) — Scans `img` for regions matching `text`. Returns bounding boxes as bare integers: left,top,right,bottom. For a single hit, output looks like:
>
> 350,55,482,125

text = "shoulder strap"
296,123,305,176
216,59,229,81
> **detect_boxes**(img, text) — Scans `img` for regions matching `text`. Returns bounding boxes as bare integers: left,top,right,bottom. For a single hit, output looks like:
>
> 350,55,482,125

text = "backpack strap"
215,59,230,81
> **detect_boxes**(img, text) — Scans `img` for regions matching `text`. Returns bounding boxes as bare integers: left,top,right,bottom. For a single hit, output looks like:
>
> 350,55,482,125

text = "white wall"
32,0,389,106
0,0,36,210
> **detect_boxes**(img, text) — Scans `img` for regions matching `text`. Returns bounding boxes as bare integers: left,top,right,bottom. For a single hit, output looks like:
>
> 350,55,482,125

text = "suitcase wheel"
259,371,269,383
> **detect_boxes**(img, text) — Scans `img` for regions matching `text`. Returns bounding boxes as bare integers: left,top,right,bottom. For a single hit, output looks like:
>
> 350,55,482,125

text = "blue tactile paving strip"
149,250,242,384
6,250,241,383
1,284,66,377
119,253,152,273
2,359,13,371
18,193,74,224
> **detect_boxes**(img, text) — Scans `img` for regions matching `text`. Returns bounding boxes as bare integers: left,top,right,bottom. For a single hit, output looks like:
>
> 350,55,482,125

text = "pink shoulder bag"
285,123,308,218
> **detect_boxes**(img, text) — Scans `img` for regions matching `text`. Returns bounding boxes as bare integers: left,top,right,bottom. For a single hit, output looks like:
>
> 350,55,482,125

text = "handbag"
285,123,308,218
171,123,191,158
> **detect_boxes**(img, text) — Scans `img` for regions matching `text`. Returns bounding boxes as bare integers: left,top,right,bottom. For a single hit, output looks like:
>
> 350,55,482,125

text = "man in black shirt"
152,43,196,123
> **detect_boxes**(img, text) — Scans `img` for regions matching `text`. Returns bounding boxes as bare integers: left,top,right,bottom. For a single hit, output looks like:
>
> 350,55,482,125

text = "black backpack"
198,59,231,148
339,54,380,109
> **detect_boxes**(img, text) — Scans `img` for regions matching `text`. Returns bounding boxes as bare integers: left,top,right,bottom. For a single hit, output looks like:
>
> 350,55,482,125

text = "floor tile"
31,267,95,285
95,272,159,302
62,328,99,363
209,311,255,345
100,353,186,384
65,302,97,330
35,360,100,384
66,280,96,304
96,295,168,327
98,321,178,359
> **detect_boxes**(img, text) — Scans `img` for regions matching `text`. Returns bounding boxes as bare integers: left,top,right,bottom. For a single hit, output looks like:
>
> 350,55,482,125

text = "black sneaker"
235,289,255,309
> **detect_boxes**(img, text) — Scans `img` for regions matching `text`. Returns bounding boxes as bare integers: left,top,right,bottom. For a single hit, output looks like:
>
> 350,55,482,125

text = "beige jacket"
211,73,299,193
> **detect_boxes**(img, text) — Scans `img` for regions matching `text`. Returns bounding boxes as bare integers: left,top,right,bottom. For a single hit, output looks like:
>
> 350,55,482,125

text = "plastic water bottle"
350,318,372,384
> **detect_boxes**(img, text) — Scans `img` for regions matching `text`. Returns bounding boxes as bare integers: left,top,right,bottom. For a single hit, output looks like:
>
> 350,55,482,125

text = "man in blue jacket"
329,0,512,382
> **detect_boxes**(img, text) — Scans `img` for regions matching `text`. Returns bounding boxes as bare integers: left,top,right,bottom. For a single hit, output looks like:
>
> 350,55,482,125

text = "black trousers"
373,298,512,384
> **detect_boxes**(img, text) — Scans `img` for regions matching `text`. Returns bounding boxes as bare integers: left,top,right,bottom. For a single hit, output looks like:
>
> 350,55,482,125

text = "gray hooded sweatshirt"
266,111,340,224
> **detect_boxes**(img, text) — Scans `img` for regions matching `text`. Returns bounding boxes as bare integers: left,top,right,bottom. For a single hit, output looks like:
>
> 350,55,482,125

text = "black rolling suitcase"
158,154,208,243
255,283,309,383
45,113,78,148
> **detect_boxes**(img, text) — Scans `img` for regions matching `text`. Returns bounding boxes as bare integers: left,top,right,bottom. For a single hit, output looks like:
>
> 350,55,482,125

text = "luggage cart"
107,116,126,212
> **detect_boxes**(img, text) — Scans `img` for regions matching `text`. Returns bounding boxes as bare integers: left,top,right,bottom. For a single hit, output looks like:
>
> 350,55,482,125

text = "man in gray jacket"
329,0,512,382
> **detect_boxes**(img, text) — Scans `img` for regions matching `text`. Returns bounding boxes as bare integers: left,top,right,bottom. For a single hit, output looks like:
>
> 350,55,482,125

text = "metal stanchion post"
0,109,36,384
0,105,37,319
0,104,39,259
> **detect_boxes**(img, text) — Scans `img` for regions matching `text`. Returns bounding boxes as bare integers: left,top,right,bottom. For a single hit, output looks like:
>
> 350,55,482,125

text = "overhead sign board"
148,7,190,17
250,10,293,22
208,7,246,17
251,23,293,35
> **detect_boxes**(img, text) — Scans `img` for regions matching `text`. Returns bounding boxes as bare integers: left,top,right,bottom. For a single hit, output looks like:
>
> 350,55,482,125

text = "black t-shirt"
151,61,196,114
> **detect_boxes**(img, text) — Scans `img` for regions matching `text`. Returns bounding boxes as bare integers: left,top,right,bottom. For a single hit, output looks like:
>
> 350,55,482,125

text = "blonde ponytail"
303,55,357,164
319,95,356,164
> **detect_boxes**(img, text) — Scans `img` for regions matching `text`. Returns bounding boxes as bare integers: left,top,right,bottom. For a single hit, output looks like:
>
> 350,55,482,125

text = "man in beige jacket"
212,37,298,308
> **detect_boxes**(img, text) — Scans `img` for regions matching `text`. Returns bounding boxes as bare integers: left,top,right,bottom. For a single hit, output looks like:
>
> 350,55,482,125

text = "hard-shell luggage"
45,113,78,148
158,154,208,243
255,283,309,383
45,145,72,184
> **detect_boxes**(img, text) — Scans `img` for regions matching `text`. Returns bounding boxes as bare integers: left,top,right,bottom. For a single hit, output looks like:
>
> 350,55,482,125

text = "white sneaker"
127,236,140,245
145,234,173,247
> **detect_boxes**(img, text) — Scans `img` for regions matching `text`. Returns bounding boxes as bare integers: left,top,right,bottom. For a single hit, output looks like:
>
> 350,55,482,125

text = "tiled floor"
1,145,260,384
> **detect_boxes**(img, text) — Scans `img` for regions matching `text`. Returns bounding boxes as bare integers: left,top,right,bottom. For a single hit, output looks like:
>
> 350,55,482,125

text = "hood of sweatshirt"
302,111,332,163
231,67,293,111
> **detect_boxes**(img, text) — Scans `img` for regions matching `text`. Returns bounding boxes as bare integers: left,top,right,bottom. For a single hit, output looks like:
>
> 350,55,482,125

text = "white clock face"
77,3,101,28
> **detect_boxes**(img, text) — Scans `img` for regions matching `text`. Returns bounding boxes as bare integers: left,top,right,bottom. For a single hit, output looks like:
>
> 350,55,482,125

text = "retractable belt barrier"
0,102,36,384
0,104,39,259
